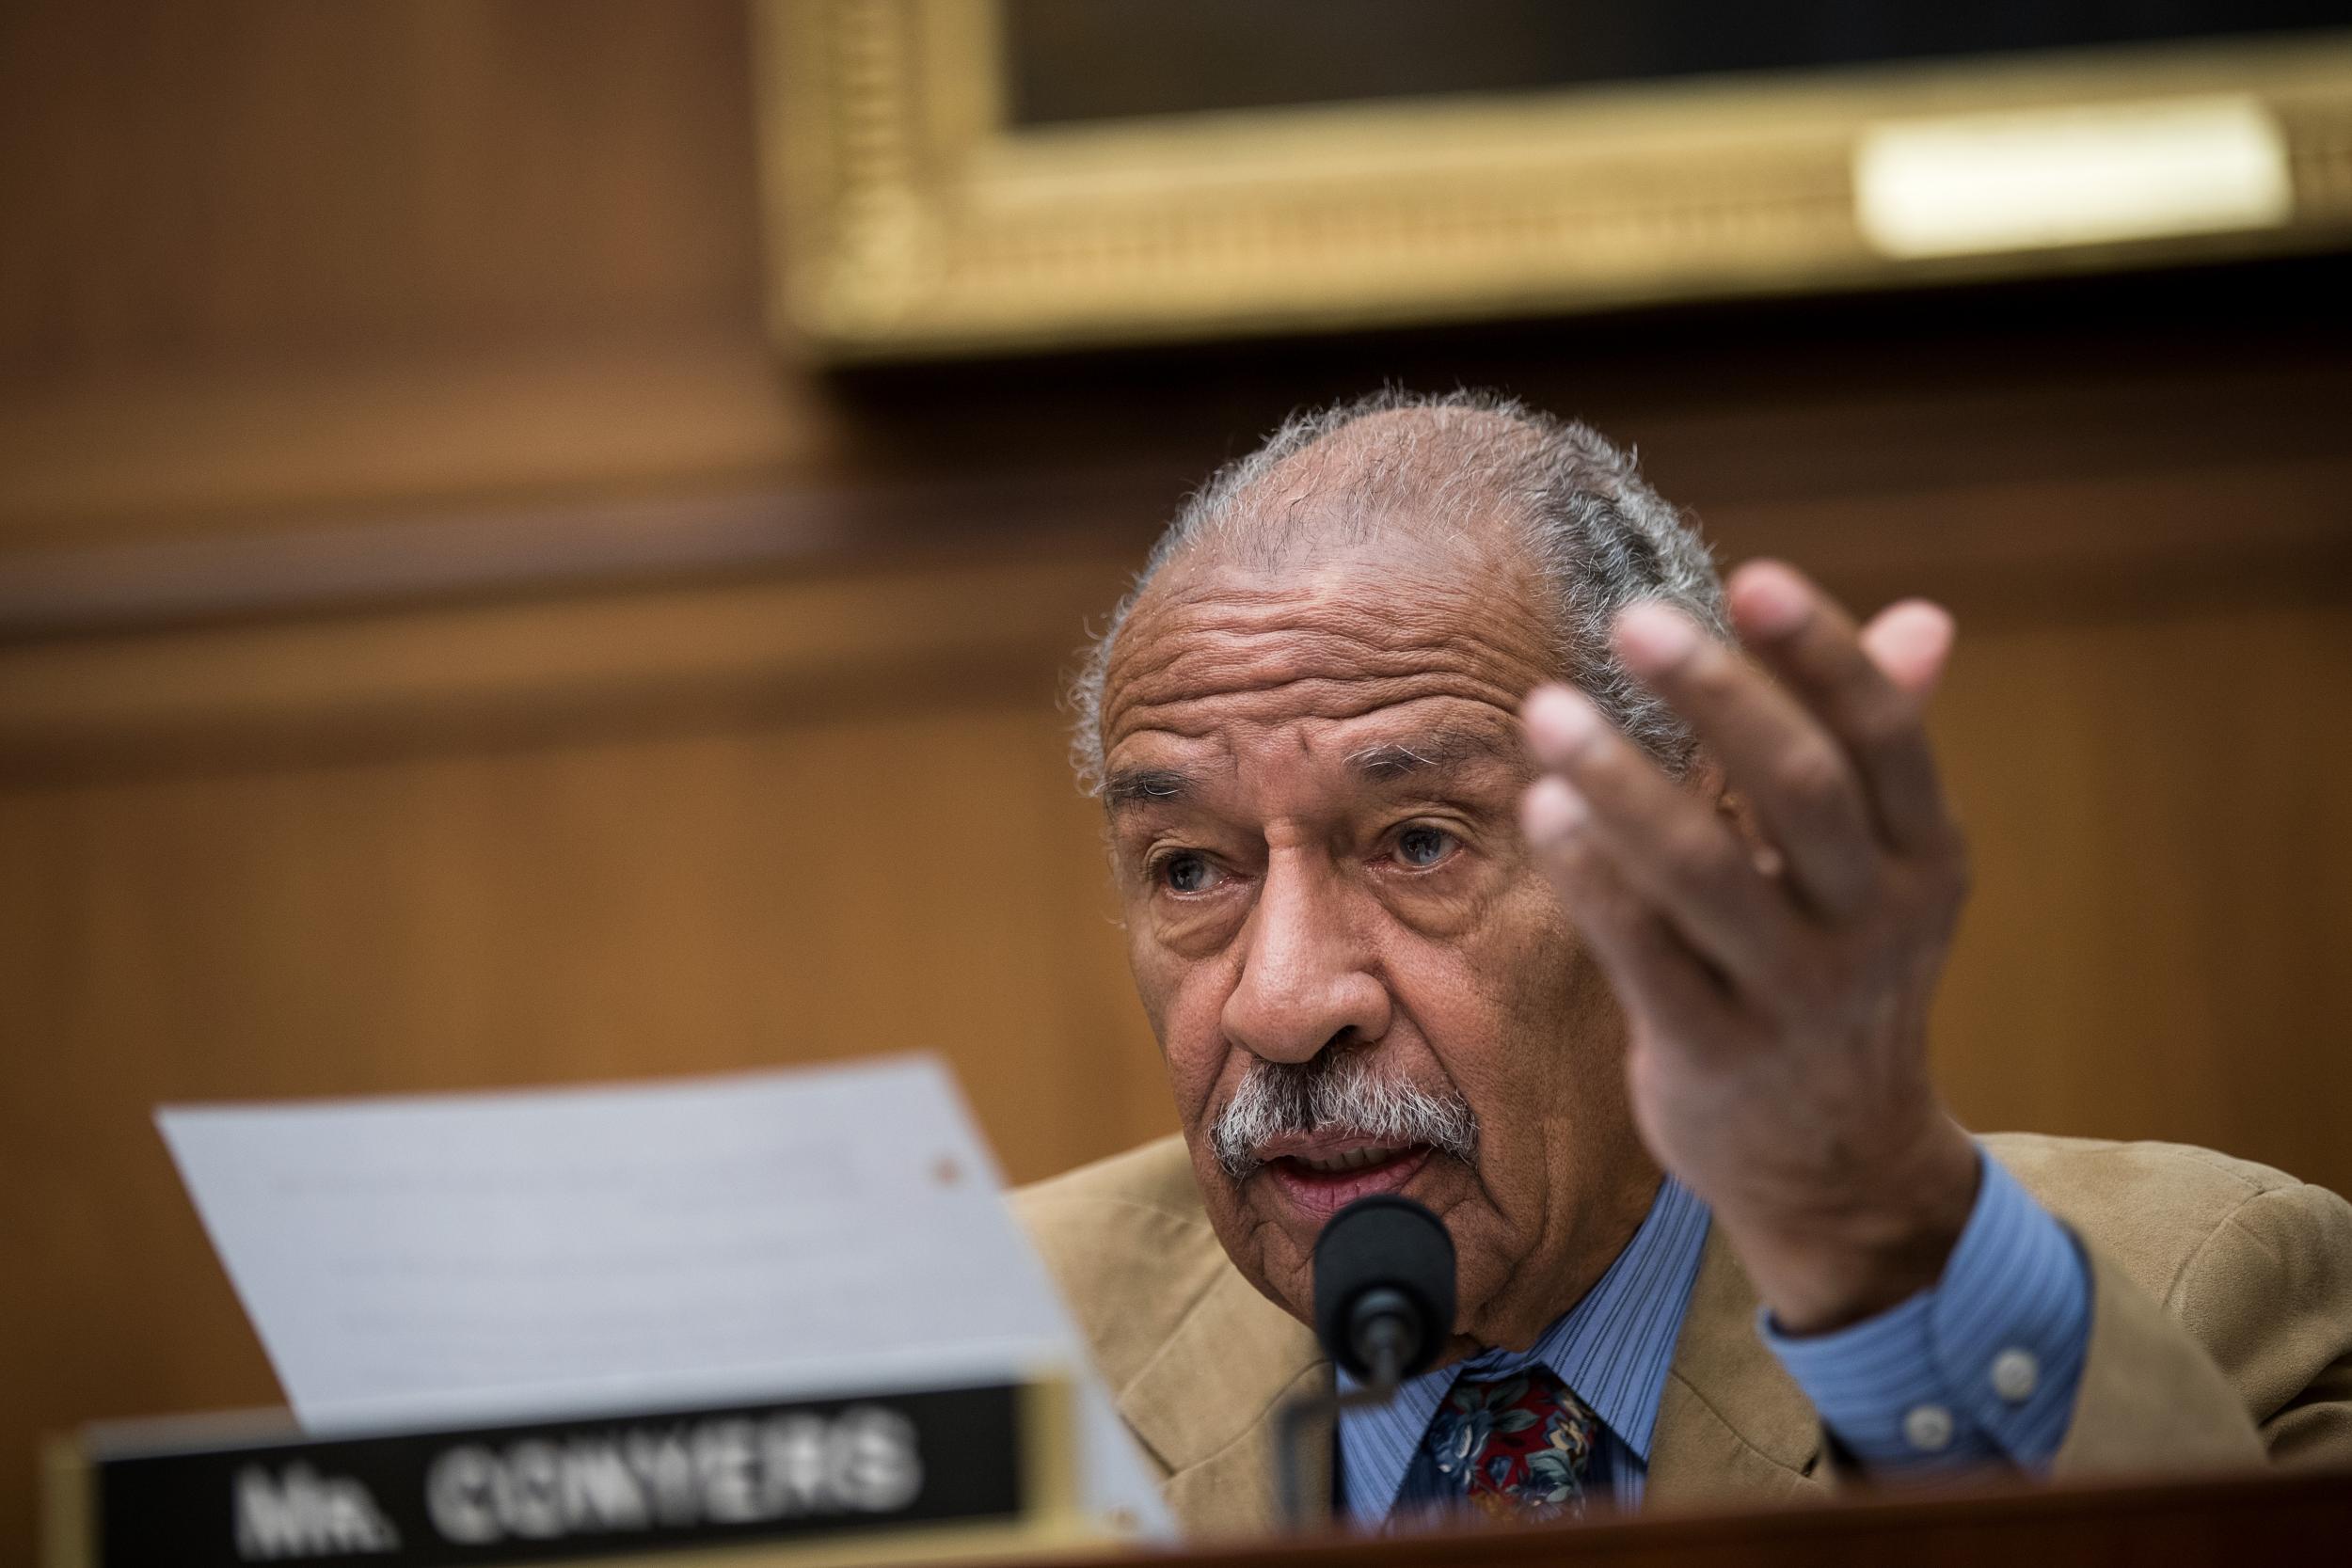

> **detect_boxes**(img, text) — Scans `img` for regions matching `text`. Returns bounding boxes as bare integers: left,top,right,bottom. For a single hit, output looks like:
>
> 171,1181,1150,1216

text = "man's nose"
1220,852,1391,1064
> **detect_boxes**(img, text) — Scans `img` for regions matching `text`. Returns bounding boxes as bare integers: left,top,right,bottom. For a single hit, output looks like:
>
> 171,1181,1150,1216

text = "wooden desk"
1079,1469,2352,1568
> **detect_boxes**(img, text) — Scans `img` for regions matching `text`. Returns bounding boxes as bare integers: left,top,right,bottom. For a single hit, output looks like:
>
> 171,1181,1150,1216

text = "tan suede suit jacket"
1012,1132,2352,1538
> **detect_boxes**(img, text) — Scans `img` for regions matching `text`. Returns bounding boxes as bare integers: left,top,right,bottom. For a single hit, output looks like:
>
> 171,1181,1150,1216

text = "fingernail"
1525,686,1599,754
1615,601,1698,668
1522,778,1588,842
1734,562,1809,638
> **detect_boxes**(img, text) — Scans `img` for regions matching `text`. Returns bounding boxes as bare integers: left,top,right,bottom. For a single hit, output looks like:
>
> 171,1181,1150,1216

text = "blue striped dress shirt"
1336,1148,2090,1527
1338,1176,1710,1527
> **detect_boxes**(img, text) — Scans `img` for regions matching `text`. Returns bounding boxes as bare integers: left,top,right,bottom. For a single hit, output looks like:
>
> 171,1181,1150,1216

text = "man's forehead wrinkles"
1108,573,1509,675
1104,632,1545,736
1152,592,1483,650
1096,550,1564,777
1110,673,1531,750
1108,617,1475,699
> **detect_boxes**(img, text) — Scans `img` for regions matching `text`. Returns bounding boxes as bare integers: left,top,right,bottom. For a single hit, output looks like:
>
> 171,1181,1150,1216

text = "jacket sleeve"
2053,1179,2352,1475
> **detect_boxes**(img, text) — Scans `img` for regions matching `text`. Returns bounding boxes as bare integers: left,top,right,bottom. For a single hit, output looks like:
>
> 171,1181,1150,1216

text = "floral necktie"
1421,1365,1599,1523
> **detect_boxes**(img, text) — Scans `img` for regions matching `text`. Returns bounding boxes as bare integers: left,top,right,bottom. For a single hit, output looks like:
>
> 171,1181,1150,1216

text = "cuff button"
1991,1347,2041,1403
1902,1402,1955,1452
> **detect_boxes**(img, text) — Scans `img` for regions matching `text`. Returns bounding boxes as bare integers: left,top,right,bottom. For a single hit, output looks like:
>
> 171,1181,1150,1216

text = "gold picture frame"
754,1,2352,363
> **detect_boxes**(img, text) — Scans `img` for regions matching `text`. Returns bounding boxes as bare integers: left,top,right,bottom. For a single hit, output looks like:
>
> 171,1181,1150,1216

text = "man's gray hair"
1068,388,1727,794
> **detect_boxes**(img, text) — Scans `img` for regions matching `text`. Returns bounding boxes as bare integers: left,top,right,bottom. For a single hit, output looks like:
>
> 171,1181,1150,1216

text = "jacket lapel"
1645,1227,1826,1508
1113,1257,1334,1537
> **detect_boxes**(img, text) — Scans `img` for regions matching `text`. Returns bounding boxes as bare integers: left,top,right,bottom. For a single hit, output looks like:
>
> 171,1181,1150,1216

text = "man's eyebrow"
1103,767,1193,810
1345,730,1518,782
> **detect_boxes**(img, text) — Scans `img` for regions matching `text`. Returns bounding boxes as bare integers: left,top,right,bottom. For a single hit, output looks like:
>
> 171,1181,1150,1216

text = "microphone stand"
1275,1293,1415,1530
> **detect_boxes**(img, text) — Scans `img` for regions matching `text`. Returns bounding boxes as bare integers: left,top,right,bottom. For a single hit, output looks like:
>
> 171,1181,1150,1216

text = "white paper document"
157,1054,1168,1536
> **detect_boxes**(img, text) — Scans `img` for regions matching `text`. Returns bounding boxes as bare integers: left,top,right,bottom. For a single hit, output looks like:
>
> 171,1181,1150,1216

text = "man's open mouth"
1253,1136,1436,1218
1286,1144,1408,1173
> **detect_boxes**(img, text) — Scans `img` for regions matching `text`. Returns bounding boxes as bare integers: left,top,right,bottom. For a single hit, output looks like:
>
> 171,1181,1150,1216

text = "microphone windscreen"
1311,1194,1456,1380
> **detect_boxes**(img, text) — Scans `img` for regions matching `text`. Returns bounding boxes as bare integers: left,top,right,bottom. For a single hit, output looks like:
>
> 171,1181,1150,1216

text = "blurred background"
2,1,2349,1558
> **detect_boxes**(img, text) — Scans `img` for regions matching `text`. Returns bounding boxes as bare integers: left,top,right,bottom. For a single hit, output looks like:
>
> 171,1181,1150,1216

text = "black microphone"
1312,1194,1455,1388
1275,1195,1457,1527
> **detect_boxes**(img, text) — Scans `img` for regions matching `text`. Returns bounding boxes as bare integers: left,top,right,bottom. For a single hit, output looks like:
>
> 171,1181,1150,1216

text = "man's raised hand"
1519,560,1980,1334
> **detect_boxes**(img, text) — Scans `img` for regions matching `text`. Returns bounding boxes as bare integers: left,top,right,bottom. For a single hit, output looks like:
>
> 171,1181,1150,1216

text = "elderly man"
1014,390,2352,1536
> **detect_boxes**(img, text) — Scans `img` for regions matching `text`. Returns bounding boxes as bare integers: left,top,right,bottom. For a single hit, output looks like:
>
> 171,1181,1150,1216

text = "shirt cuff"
1759,1146,2090,1472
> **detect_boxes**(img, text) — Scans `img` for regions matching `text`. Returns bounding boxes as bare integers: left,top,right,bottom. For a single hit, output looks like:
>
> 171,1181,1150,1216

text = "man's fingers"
1522,684,1789,984
1861,598,1955,703
1613,600,1877,918
1518,777,1743,1050
1724,561,1954,853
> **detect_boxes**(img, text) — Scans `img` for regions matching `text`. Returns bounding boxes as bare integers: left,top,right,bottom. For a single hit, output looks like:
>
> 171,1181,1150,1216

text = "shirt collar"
1336,1175,1711,1527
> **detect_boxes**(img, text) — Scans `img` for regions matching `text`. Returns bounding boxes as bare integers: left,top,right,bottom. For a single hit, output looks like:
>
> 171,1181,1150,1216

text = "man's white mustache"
1209,1050,1479,1179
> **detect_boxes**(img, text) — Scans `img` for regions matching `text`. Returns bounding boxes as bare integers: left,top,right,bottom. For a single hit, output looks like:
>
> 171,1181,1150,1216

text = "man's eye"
1157,852,1220,894
1394,826,1459,869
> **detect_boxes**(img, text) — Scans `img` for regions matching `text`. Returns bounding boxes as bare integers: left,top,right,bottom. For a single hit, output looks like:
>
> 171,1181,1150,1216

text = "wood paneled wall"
2,3,2347,1561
